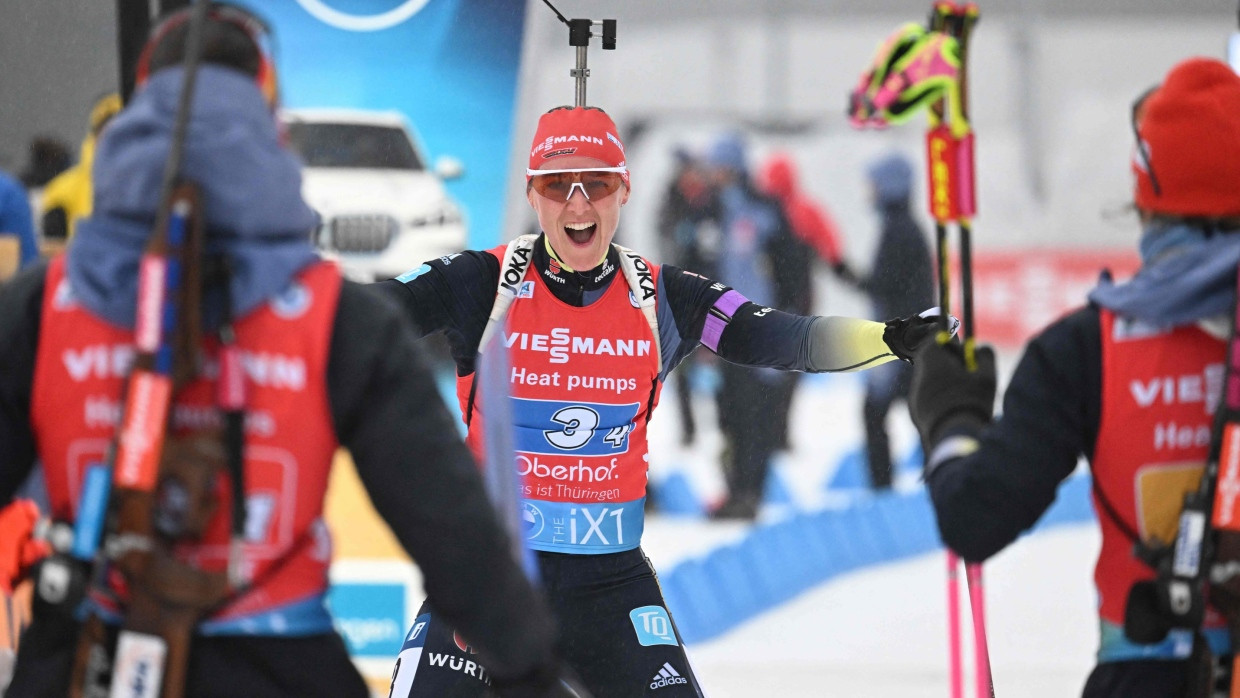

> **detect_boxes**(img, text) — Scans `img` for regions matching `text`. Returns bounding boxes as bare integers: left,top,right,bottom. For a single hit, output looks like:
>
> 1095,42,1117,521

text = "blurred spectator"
0,169,37,280
40,93,122,252
657,146,721,445
757,152,851,288
658,146,722,278
705,133,798,519
18,138,71,190
757,153,858,449
853,152,934,489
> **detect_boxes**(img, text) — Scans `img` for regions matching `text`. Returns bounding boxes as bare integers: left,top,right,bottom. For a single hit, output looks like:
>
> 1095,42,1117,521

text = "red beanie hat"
528,107,629,188
1134,57,1240,218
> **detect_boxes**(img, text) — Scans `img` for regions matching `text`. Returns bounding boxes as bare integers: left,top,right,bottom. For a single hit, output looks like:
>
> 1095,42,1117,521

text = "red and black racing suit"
376,234,895,697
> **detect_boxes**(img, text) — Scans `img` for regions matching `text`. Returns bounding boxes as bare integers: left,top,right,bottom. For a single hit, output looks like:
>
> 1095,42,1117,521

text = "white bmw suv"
281,108,467,281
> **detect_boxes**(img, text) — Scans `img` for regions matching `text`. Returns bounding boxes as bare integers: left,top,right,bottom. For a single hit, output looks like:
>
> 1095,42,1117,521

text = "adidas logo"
649,662,688,690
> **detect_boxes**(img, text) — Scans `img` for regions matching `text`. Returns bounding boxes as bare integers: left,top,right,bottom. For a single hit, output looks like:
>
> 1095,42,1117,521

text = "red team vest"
31,256,342,634
456,243,662,554
1094,308,1230,659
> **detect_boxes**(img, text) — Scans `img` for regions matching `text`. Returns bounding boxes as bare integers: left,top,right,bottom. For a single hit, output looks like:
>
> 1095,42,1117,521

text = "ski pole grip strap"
701,290,748,352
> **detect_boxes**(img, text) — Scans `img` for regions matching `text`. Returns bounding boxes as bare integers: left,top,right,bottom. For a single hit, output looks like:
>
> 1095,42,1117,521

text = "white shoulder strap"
477,237,663,375
477,234,538,354
614,244,662,374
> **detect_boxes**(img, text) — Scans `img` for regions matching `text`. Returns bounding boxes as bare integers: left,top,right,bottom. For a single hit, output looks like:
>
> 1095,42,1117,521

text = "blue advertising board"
234,0,528,251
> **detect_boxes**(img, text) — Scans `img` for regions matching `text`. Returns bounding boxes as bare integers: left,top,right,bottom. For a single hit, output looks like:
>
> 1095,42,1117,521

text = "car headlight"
409,201,462,228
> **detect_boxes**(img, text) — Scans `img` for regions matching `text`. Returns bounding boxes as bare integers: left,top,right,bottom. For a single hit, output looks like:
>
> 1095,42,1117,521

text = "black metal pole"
115,0,151,103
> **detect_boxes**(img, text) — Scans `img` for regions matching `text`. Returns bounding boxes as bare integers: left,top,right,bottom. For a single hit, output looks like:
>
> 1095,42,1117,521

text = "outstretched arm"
713,300,897,372
711,295,944,373
910,308,1099,562
658,263,944,374
372,250,500,375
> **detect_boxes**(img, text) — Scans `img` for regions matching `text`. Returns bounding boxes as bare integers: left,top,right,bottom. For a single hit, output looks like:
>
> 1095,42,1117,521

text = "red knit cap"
1134,57,1240,218
528,107,629,188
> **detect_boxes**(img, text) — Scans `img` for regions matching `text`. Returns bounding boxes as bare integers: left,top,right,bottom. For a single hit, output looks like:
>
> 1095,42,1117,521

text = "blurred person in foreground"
39,92,123,253
0,4,573,696
853,152,934,490
377,106,951,696
909,57,1240,696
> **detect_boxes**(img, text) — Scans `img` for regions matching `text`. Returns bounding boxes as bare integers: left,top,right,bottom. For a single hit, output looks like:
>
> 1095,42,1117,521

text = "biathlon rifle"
56,3,248,697
539,0,615,108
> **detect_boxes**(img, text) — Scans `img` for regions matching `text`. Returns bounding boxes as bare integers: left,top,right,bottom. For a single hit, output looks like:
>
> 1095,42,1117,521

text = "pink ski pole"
947,552,963,698
966,562,995,697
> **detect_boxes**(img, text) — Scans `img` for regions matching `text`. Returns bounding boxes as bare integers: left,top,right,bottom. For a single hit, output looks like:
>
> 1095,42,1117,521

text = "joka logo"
649,662,688,690
502,246,532,288
625,253,656,302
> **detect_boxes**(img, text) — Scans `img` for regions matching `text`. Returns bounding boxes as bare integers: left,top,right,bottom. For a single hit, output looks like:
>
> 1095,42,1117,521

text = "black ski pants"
392,548,704,698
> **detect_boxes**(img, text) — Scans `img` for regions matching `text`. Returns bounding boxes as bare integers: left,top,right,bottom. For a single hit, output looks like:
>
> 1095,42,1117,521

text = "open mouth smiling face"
527,156,629,270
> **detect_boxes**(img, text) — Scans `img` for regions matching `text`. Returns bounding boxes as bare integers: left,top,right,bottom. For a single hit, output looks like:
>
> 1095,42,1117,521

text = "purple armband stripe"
701,290,748,352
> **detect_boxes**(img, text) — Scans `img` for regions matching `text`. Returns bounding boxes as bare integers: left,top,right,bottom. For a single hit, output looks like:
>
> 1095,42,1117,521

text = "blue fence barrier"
663,475,1095,644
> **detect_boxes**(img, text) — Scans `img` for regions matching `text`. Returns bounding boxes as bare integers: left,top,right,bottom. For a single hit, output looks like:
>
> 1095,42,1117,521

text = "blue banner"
234,0,528,259
329,581,409,658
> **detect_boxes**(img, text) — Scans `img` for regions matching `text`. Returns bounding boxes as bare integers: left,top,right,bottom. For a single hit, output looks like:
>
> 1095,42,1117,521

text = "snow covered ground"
644,521,1101,698
633,354,1100,698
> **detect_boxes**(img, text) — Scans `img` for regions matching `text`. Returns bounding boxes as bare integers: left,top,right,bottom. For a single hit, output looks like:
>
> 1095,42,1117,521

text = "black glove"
491,661,594,698
882,308,959,362
908,340,997,447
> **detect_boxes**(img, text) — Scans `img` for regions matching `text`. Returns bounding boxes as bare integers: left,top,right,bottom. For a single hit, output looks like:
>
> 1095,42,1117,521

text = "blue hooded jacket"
67,65,319,330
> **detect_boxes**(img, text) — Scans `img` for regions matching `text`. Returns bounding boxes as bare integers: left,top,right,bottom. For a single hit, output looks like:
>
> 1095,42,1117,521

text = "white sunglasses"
526,167,629,201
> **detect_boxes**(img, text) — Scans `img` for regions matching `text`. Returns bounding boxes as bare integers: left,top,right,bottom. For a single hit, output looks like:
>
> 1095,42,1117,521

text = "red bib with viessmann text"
31,256,341,628
1094,309,1226,632
457,245,662,554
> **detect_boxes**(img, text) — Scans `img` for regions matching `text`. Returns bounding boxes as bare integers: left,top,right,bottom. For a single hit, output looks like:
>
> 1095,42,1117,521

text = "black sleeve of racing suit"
0,261,47,503
655,264,728,372
927,306,1103,562
371,251,499,376
659,262,819,371
327,281,556,682
716,304,817,370
658,262,829,372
